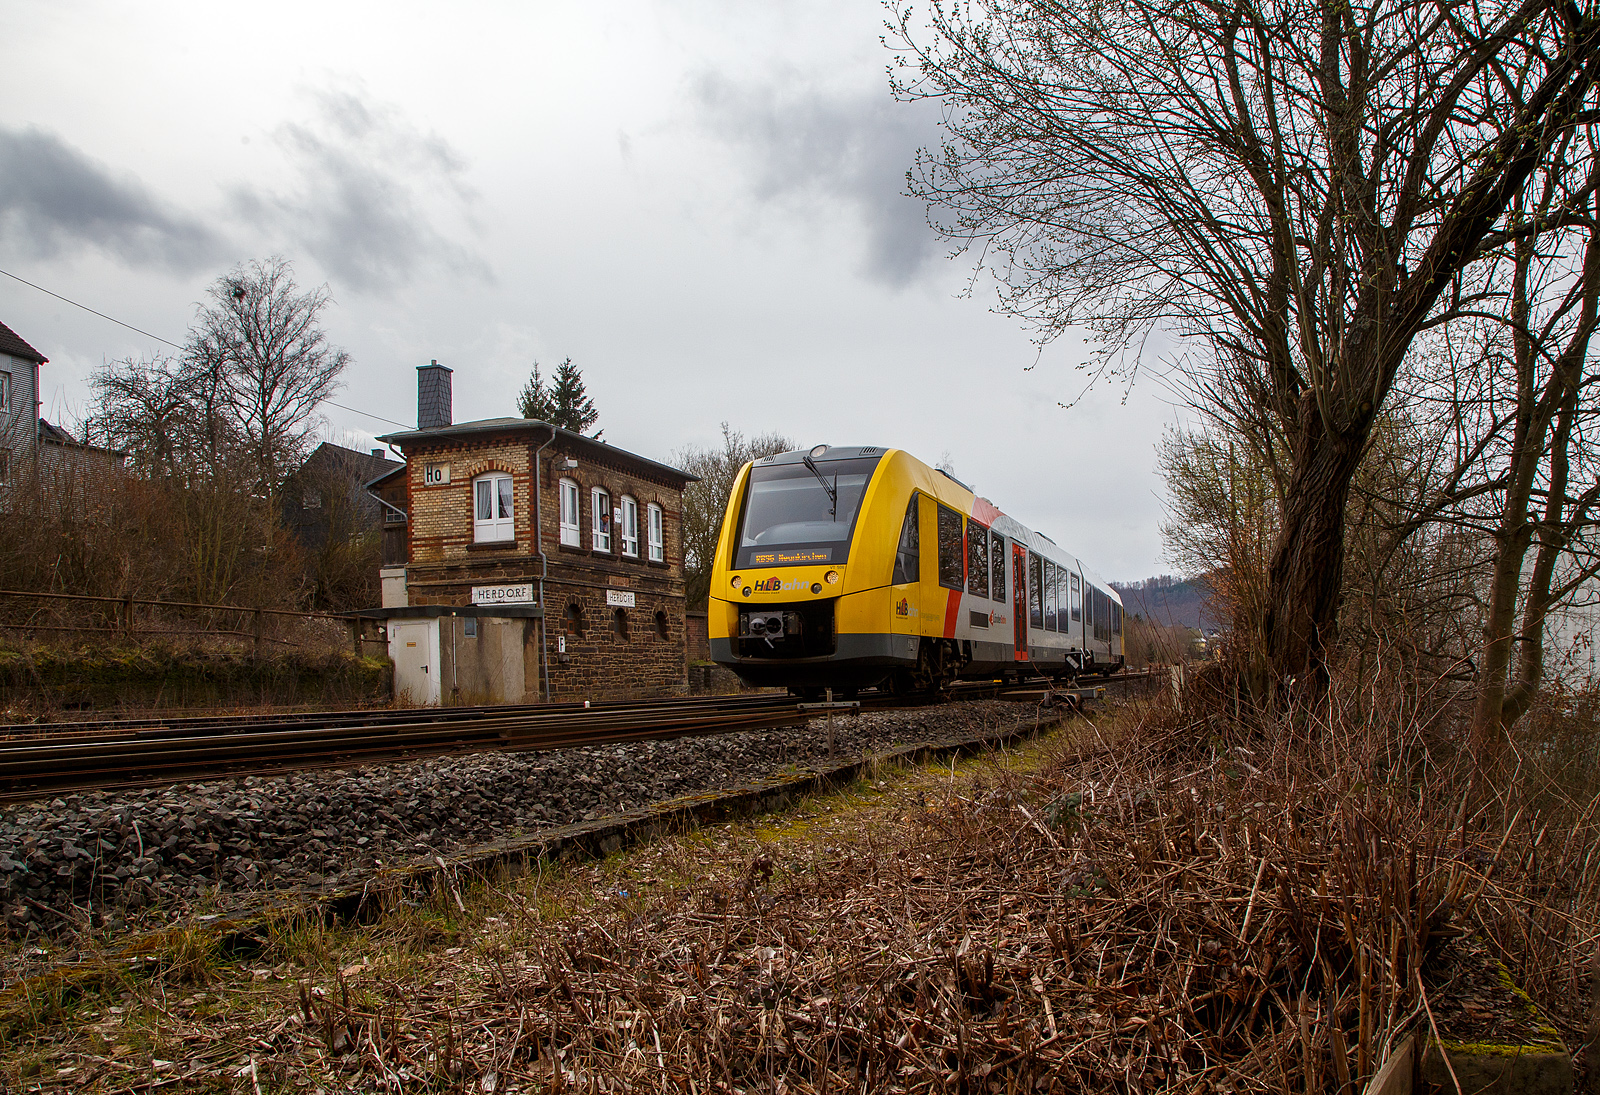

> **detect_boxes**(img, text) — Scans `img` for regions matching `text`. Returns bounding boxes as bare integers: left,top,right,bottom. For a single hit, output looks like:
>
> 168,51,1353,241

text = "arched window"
591,487,612,552
473,472,514,543
655,610,669,640
647,503,665,563
612,607,629,639
618,495,639,557
565,602,585,638
558,477,581,547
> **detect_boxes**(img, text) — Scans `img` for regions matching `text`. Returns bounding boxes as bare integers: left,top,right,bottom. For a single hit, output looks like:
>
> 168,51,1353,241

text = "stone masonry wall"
406,437,533,563
398,430,688,702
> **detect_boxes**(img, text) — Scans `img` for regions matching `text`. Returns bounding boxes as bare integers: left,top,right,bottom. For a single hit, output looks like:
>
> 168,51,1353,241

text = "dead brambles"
4,692,1597,1093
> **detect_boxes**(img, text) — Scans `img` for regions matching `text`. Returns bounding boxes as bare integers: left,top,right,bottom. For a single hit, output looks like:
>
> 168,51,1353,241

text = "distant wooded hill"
1111,575,1222,631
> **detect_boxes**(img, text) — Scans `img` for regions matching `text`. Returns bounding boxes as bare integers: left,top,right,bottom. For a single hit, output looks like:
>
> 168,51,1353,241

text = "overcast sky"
1,0,1186,582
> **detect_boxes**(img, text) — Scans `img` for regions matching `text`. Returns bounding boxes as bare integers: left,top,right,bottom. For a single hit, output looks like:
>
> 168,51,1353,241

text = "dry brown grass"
3,685,1597,1093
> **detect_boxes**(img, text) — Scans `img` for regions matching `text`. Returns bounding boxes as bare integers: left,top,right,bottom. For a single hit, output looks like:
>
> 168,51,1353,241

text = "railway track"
0,671,1154,805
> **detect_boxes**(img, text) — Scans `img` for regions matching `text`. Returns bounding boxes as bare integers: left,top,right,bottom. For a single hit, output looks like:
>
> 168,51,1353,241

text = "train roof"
754,444,886,466
757,445,1120,603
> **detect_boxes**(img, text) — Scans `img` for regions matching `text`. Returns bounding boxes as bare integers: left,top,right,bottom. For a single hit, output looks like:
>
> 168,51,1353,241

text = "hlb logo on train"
753,574,808,592
895,598,910,617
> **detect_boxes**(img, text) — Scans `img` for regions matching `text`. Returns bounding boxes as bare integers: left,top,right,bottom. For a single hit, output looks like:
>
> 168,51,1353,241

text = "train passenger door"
1069,568,1084,654
889,494,921,652
1011,543,1028,660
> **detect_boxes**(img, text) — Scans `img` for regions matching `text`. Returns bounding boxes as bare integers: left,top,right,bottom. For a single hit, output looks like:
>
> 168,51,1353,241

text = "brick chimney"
417,360,452,430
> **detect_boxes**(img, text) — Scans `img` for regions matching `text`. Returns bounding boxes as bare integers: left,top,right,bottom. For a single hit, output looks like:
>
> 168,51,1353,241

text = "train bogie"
708,446,1122,693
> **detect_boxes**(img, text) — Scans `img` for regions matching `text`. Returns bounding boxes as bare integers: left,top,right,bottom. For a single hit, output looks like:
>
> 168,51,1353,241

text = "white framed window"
0,371,10,412
559,477,581,546
647,503,664,563
591,487,612,551
473,472,515,542
619,495,639,557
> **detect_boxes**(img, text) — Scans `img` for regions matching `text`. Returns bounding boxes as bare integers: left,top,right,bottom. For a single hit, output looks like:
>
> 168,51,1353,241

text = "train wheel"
908,640,955,694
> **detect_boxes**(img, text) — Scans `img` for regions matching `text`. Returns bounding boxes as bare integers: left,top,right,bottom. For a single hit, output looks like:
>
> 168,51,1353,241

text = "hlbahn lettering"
753,575,813,592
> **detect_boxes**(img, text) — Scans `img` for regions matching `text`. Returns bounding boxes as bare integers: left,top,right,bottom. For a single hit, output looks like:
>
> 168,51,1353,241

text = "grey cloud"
232,88,488,291
0,126,221,269
693,73,943,287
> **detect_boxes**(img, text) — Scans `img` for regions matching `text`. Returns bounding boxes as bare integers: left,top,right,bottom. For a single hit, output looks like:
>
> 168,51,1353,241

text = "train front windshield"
735,455,882,568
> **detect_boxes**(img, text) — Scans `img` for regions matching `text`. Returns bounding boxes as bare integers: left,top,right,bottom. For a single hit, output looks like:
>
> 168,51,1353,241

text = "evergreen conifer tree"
517,358,599,435
517,363,556,421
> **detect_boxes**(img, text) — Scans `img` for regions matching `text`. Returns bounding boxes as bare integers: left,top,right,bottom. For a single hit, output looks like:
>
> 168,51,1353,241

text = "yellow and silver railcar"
708,445,1123,693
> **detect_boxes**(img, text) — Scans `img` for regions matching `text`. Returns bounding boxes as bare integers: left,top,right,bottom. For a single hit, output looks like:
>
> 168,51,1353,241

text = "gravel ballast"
0,701,1040,936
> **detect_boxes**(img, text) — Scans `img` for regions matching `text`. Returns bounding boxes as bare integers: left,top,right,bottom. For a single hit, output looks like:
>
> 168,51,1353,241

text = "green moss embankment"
0,645,392,717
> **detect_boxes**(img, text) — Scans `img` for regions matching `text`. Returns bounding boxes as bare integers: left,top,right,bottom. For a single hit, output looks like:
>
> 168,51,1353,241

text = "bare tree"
185,257,349,495
83,257,349,607
89,355,206,481
1158,427,1278,657
673,424,794,610
891,0,1600,694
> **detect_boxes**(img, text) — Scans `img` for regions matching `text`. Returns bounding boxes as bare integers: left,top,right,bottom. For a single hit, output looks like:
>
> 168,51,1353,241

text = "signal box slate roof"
0,319,47,364
377,417,698,486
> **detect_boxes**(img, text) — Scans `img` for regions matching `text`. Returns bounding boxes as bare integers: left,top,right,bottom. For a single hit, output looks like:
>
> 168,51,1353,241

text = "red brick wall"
398,429,689,702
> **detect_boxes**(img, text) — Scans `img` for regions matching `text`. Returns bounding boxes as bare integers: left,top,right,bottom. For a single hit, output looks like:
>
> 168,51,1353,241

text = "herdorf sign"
423,462,450,486
472,584,535,606
605,589,636,608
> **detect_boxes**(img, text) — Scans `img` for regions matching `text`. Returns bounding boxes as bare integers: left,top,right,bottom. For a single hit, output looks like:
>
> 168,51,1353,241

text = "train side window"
967,525,989,598
1053,567,1066,634
990,533,1005,601
1043,561,1057,631
1113,601,1122,636
937,504,965,590
1070,572,1082,622
1029,553,1043,629
892,494,920,584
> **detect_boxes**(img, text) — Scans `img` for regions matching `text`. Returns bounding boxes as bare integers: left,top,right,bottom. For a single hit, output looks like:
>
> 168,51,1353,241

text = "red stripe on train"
972,496,1003,525
943,588,962,638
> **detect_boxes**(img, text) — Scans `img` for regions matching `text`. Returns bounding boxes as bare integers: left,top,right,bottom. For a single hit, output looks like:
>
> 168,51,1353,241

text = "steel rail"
0,696,812,804
0,692,801,742
0,670,1156,805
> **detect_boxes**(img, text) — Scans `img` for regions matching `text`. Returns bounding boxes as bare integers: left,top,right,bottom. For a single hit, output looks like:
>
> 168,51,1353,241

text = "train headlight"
731,575,742,589
811,583,822,594
824,570,840,585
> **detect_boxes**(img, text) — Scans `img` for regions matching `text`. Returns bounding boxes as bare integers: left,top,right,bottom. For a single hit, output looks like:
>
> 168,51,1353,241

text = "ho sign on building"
472,584,535,606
